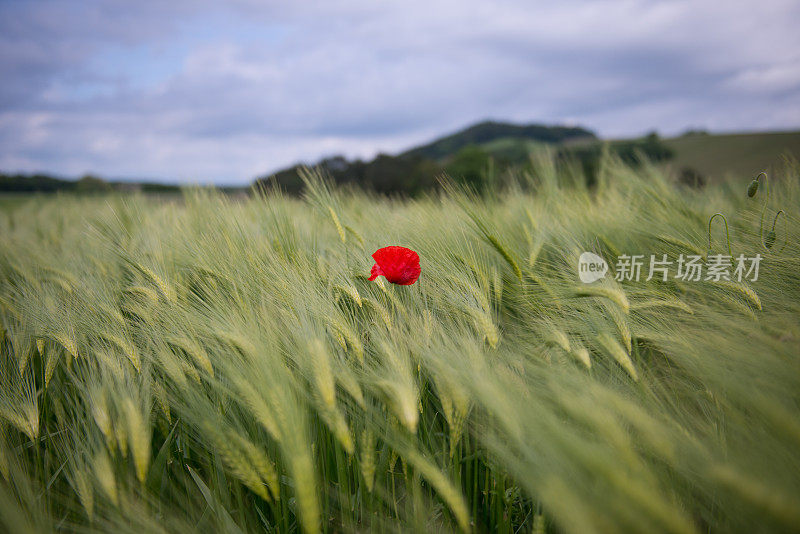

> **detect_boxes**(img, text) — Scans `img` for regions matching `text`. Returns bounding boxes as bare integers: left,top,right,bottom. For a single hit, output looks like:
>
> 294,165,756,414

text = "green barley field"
1,155,799,533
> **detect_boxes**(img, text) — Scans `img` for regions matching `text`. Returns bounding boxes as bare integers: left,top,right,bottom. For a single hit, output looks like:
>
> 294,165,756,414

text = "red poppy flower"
368,246,421,285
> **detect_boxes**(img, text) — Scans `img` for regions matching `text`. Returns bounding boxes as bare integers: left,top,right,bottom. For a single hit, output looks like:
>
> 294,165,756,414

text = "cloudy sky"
1,0,799,184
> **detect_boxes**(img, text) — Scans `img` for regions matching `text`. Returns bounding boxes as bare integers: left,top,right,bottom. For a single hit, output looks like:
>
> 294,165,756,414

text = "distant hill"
5,124,797,196
401,120,596,161
257,120,601,195
260,124,800,194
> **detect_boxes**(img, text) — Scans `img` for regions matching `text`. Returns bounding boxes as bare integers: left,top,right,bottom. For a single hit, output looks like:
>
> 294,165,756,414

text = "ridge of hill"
400,120,597,161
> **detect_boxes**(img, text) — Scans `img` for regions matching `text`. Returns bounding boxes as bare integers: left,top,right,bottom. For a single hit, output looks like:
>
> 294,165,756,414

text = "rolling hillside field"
1,157,800,533
470,130,800,185
663,131,800,182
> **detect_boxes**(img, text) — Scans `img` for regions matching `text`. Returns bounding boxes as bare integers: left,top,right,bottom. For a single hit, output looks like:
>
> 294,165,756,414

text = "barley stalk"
309,339,336,408
605,303,632,353
167,336,214,376
571,342,592,369
94,450,118,506
574,285,630,314
73,470,94,520
123,398,151,483
233,377,282,442
710,464,800,529
240,439,280,500
203,422,270,502
713,280,762,311
545,328,571,353
0,426,9,480
288,447,321,534
359,430,376,492
136,263,176,303
54,332,78,361
328,206,346,244
403,448,470,532
100,332,141,372
598,333,638,381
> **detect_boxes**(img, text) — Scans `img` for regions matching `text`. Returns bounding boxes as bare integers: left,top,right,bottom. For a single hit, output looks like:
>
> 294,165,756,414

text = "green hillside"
258,121,599,195
400,120,596,161
663,130,800,181
471,130,800,184
414,127,800,183
476,137,548,162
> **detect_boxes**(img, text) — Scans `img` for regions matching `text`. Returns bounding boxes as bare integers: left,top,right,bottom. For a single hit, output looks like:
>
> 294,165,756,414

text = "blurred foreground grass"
1,156,799,533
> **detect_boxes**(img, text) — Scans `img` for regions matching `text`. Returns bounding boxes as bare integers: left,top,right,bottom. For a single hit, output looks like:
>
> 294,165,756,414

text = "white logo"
578,252,608,283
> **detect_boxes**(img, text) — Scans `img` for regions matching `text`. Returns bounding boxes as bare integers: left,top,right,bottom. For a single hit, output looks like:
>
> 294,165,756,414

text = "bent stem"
748,171,767,197
770,209,787,252
707,213,732,257
752,172,771,249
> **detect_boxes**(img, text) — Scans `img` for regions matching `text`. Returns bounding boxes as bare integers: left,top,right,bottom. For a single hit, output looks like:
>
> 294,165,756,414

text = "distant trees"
555,132,675,186
257,153,443,196
363,154,441,195
680,128,710,137
0,173,77,192
0,172,182,194
76,174,112,192
444,146,493,192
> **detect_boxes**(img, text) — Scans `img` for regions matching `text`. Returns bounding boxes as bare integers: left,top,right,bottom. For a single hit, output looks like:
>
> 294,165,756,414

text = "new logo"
578,252,608,283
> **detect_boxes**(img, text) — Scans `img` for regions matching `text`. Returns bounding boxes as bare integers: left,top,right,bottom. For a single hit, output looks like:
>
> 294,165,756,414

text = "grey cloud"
1,0,798,183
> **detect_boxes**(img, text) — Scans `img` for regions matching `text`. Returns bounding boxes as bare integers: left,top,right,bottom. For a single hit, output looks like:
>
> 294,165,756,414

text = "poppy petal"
370,246,421,285
368,262,383,281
